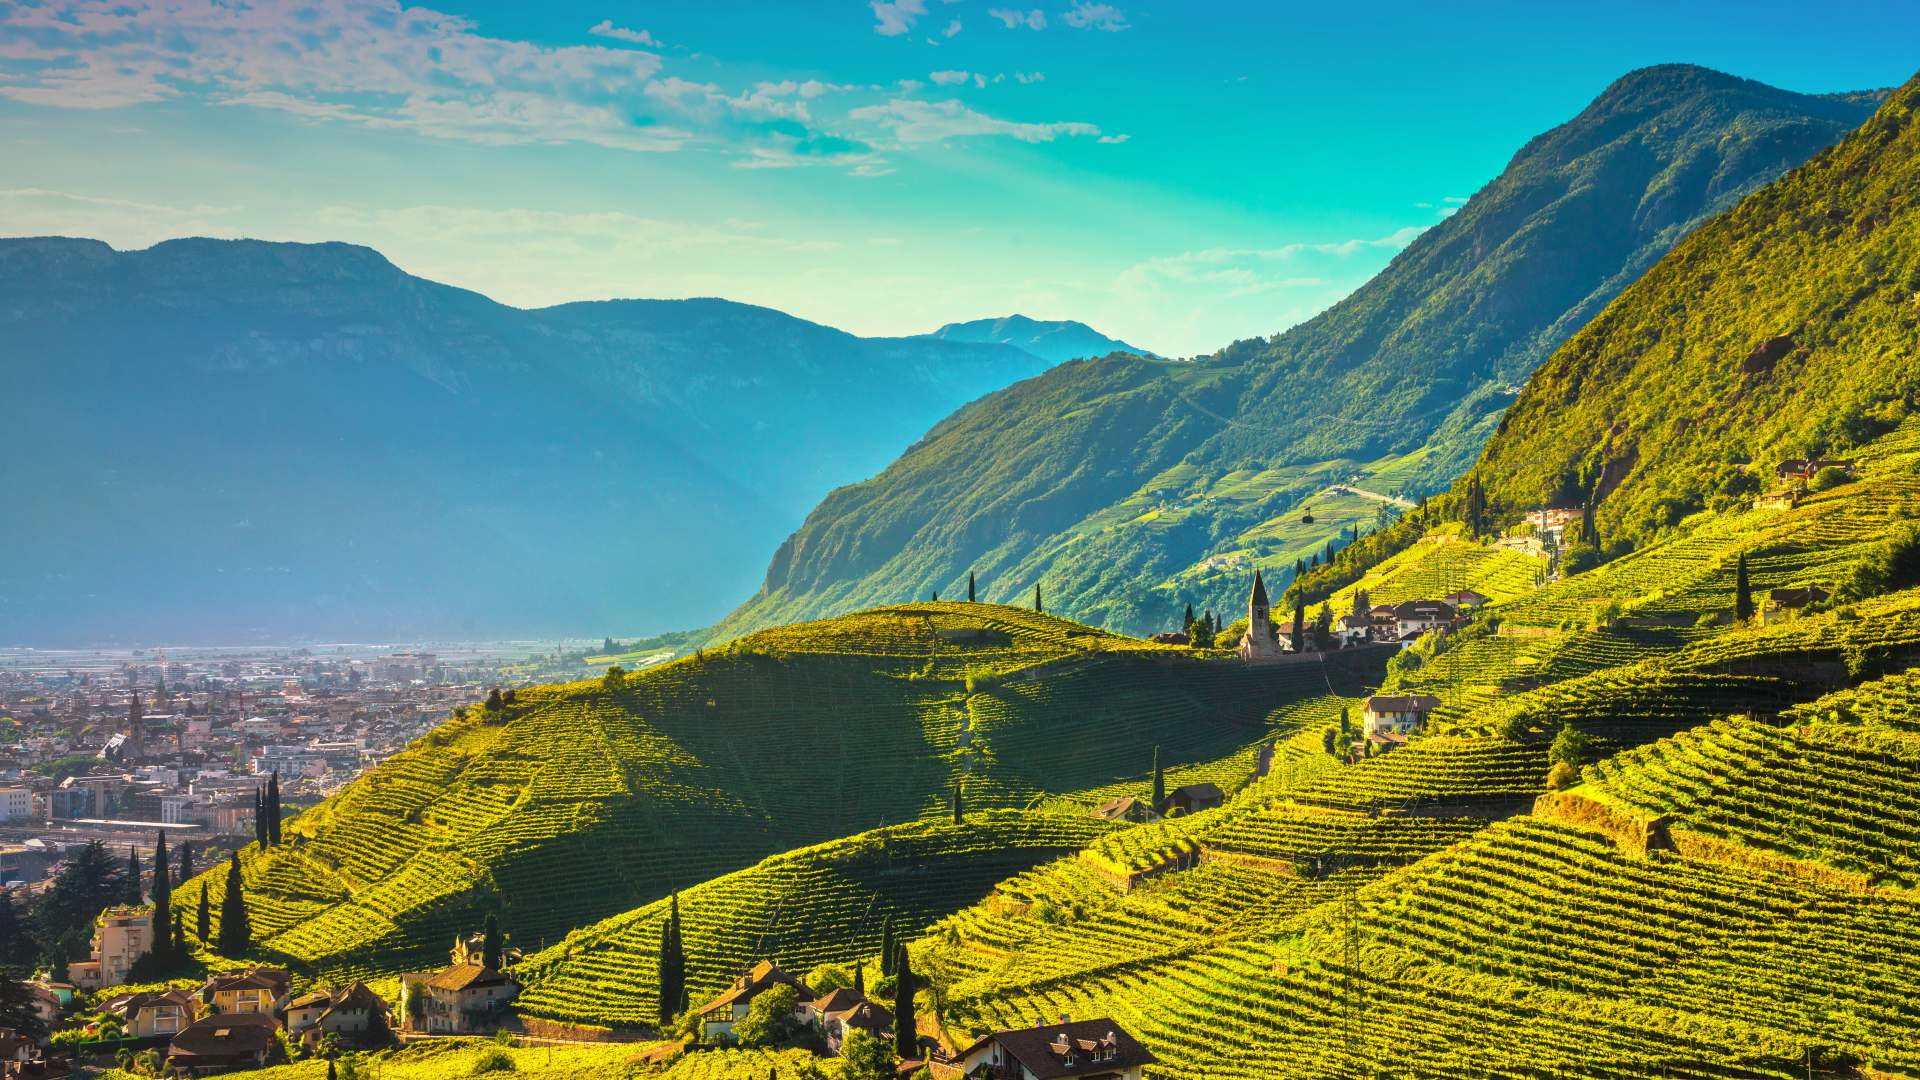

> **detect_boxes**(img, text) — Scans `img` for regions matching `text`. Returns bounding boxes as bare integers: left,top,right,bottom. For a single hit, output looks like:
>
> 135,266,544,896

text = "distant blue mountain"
0,237,1058,644
922,314,1152,364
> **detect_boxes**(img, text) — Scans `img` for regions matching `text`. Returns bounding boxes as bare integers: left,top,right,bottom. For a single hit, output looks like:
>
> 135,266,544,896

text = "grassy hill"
714,65,1879,644
1473,71,1920,549
513,811,1114,1028
179,604,1383,985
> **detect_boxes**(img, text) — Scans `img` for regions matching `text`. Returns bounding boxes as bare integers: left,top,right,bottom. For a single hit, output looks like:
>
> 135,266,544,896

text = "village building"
112,988,196,1038
1091,796,1150,824
1237,571,1290,663
203,967,291,1015
66,908,150,990
1755,486,1805,510
802,987,893,1055
1391,600,1456,641
1441,589,1489,611
1159,783,1224,818
0,1028,62,1080
400,962,519,1036
1524,507,1583,547
1764,585,1830,625
933,1017,1157,1080
1334,615,1372,646
168,1012,280,1076
285,982,389,1050
694,960,812,1042
1362,695,1440,737
1776,458,1856,482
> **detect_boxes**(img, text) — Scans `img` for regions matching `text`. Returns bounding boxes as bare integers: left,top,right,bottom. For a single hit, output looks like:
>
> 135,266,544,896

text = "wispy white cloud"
1118,226,1428,299
1015,72,1046,84
871,0,928,36
987,8,1047,29
1062,2,1129,31
849,98,1099,144
942,19,963,37
0,187,240,248
588,20,662,47
1098,133,1130,144
929,70,973,86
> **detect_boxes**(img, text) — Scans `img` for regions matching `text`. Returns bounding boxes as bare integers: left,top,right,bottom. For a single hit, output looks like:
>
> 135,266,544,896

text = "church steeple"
1250,569,1270,613
1239,569,1284,663
127,692,145,760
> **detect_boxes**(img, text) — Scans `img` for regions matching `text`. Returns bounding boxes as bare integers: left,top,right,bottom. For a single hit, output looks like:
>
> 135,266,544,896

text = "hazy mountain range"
0,237,1101,644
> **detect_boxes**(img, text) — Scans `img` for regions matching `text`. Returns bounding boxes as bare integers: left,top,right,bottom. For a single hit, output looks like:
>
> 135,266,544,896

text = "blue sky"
2,1,1916,355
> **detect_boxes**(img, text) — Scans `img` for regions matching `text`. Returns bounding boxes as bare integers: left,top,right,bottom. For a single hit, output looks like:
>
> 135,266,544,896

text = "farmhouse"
1091,796,1150,824
696,960,813,1042
1334,615,1372,646
1160,783,1224,817
1391,600,1456,640
1442,589,1489,611
1363,695,1440,737
285,982,389,1050
168,1012,281,1076
803,987,893,1054
400,962,519,1035
1755,487,1804,510
934,1017,1157,1080
1764,585,1830,625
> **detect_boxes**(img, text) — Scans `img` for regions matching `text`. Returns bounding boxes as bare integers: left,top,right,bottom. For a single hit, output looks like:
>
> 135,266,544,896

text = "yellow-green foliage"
513,811,1113,1029
180,604,1349,983
1476,73,1920,546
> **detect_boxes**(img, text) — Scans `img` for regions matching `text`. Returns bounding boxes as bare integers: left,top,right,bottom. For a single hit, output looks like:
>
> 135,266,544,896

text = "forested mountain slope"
718,65,1880,643
0,239,1057,643
1473,72,1920,545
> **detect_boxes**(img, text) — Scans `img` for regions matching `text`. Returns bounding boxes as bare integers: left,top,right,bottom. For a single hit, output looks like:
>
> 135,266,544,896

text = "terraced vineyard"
1584,714,1920,887
181,604,1362,982
514,811,1111,1028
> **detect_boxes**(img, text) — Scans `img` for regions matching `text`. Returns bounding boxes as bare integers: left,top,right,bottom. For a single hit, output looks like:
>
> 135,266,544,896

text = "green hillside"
514,811,1114,1028
179,603,1378,983
715,65,1878,643
1473,71,1920,548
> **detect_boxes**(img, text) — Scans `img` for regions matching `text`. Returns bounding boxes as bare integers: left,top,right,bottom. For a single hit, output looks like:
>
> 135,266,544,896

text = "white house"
1391,600,1456,640
694,961,812,1042
1362,695,1440,737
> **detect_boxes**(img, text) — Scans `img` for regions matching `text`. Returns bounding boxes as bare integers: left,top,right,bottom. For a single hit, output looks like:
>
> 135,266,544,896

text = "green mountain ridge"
712,64,1882,645
1470,72,1920,547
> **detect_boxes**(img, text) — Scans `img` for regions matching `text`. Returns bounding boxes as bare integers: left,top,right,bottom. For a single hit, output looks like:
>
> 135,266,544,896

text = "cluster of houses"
1234,569,1487,663
689,958,1154,1080
70,966,387,1076
1757,458,1857,509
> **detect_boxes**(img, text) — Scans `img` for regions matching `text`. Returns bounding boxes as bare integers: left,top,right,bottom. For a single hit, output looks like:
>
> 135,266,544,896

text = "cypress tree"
124,846,142,905
1150,746,1164,811
1033,584,1042,613
853,959,865,996
1294,558,1306,577
267,772,282,845
218,858,250,956
931,590,939,602
967,572,976,602
152,831,172,959
196,885,211,943
1735,553,1755,621
880,919,896,977
893,944,917,1060
657,894,686,1024
950,782,963,825
1292,602,1306,653
482,912,503,969
177,842,193,888
253,789,266,848
1183,602,1194,629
